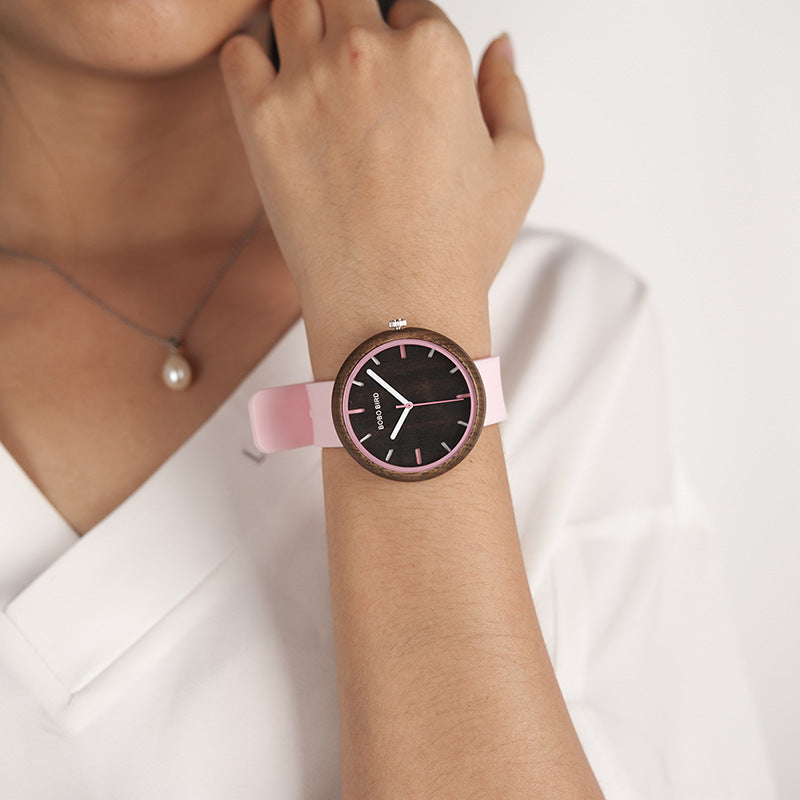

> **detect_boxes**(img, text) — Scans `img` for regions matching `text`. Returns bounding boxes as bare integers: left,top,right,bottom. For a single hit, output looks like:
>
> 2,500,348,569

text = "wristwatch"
248,318,506,481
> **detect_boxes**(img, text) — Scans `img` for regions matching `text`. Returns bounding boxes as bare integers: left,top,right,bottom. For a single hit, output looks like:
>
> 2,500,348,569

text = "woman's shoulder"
491,225,674,543
491,225,652,351
490,225,662,436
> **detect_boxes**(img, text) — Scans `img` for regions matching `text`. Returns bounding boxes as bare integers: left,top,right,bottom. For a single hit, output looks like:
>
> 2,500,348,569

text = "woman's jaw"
0,0,270,79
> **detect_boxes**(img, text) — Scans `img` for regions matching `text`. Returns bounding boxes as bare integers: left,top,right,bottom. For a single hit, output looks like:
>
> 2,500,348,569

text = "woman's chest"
0,290,302,537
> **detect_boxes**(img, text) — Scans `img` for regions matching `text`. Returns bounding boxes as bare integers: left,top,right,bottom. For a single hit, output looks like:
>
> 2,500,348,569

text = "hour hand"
390,405,412,440
366,368,412,406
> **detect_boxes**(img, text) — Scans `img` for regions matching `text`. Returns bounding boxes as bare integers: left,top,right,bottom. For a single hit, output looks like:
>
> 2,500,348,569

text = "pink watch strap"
249,356,506,454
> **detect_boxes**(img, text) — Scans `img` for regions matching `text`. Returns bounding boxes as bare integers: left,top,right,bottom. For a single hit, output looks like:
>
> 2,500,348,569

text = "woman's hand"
220,0,541,326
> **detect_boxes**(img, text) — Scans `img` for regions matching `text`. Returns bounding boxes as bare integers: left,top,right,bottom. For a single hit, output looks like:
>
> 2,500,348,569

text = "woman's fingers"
269,0,323,69
477,34,536,142
219,33,280,202
385,0,453,29
477,34,543,198
219,33,277,112
318,0,386,36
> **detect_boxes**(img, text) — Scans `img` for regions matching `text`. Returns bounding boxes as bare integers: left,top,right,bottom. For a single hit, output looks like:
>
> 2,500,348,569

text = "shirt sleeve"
540,479,776,799
493,230,776,799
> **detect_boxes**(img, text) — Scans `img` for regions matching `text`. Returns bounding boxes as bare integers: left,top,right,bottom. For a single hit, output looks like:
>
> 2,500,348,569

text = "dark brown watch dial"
332,327,486,481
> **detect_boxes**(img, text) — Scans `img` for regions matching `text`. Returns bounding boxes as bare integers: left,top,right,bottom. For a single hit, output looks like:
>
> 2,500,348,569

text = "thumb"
219,33,277,133
477,33,536,144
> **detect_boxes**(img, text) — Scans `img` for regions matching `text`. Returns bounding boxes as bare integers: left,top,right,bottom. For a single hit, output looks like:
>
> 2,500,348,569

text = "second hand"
396,395,470,409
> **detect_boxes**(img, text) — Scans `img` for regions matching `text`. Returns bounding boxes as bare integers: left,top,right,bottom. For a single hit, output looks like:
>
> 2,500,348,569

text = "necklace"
0,209,265,391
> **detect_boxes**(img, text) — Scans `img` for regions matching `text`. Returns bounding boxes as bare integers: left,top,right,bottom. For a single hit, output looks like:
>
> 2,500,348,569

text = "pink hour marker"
415,447,422,465
399,344,406,359
348,408,366,414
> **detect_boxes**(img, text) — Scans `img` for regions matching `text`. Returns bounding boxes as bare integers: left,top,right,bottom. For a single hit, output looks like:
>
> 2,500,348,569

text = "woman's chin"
0,0,268,79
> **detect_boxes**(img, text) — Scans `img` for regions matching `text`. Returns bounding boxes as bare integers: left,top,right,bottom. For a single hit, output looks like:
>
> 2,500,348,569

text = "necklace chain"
0,208,265,350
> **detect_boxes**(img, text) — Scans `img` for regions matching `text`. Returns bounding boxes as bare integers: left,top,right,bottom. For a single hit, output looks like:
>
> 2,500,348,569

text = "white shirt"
0,228,775,799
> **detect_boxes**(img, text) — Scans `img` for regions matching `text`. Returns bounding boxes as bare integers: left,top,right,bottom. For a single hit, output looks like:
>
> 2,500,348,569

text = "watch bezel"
331,327,487,481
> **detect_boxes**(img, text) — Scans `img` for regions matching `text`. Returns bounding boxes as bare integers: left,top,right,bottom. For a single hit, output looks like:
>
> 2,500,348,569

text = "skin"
0,0,301,534
0,0,604,796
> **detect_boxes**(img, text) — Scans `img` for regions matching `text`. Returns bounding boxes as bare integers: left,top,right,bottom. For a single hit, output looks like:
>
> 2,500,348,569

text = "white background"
442,0,799,796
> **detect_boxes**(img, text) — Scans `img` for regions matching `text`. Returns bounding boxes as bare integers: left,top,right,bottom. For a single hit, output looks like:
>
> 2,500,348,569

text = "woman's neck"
0,42,263,261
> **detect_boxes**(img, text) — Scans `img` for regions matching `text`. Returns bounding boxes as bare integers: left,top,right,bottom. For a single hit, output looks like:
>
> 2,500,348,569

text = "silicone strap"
249,356,507,454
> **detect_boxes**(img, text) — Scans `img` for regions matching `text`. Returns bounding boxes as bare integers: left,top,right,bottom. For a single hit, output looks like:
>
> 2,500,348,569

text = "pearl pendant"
162,348,193,391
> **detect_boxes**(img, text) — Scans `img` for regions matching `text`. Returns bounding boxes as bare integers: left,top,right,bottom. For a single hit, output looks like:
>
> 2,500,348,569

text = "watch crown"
388,318,407,330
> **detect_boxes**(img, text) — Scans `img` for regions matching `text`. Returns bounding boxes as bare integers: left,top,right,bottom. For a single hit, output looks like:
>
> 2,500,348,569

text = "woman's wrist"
302,292,493,382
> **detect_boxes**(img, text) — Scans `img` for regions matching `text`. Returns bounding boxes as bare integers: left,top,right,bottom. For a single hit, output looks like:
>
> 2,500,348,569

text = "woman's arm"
312,318,604,798
220,0,604,795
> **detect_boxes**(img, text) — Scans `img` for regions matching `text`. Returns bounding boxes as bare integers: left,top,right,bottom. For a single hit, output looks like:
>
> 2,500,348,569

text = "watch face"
333,329,486,480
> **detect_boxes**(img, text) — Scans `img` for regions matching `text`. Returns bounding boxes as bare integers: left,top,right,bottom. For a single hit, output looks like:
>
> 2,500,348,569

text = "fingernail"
498,32,515,68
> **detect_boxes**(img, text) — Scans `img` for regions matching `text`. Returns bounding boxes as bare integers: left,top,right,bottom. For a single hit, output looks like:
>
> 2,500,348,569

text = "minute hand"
365,368,412,406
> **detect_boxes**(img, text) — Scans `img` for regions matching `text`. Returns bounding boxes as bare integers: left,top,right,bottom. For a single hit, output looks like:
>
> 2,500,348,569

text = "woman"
0,1,773,797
